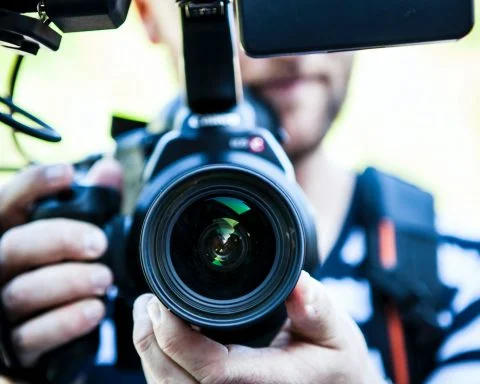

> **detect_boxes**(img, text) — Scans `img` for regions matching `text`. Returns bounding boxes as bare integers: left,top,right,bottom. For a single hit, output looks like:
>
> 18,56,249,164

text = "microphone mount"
0,0,132,55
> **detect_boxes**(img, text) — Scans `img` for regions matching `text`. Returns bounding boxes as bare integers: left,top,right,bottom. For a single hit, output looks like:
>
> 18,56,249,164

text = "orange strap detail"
378,219,410,384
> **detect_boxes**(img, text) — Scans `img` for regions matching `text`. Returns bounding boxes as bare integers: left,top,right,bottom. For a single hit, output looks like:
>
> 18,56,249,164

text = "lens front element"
198,217,248,272
171,195,276,300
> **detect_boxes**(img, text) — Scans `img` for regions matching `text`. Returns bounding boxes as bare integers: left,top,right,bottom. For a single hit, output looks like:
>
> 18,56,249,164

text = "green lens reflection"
211,218,240,267
210,197,251,215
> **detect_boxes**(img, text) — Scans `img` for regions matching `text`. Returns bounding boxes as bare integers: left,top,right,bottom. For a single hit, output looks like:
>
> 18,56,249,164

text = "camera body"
33,93,320,349
18,4,318,379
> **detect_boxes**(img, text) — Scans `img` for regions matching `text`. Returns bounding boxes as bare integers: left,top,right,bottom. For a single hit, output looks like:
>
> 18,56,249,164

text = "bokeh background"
1,3,479,234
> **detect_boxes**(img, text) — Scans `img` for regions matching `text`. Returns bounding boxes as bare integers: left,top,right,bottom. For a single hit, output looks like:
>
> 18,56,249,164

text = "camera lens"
140,165,313,332
170,195,276,300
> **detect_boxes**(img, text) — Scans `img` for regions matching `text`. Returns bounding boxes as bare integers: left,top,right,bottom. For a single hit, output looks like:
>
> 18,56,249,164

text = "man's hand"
133,271,385,384
0,160,122,367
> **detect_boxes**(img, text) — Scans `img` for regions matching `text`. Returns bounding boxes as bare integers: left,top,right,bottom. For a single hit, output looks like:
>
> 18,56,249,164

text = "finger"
11,298,105,367
0,164,74,232
2,263,113,323
285,271,352,348
142,361,163,384
82,158,123,191
0,219,107,284
132,294,196,384
269,319,292,348
147,297,229,383
148,297,320,384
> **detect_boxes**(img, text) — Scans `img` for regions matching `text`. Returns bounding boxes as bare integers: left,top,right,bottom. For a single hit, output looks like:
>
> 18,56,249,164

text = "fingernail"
82,301,105,324
132,294,155,319
91,268,113,295
44,164,71,186
300,271,315,305
84,230,107,258
147,297,162,326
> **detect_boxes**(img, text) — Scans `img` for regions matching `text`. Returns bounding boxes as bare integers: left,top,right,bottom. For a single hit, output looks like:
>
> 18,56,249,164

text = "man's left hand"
132,271,385,384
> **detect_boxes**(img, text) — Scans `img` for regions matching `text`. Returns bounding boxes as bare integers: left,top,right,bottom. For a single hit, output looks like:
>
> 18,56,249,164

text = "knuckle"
65,273,89,298
0,228,18,261
23,165,52,187
14,165,47,193
59,301,104,341
55,222,83,256
51,220,101,258
62,317,90,341
133,328,155,354
155,325,179,356
57,318,81,343
161,379,182,384
66,264,104,296
133,331,154,355
11,327,29,355
195,360,227,384
27,165,47,185
1,280,24,313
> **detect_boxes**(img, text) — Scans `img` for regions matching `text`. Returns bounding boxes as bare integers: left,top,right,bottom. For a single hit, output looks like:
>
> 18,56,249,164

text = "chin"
283,127,325,162
279,106,330,162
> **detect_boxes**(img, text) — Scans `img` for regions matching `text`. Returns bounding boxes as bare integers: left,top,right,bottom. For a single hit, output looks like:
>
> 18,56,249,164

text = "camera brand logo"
188,113,242,129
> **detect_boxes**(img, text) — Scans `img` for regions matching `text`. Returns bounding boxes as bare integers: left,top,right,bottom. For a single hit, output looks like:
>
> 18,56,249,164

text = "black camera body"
129,98,320,345
32,94,320,349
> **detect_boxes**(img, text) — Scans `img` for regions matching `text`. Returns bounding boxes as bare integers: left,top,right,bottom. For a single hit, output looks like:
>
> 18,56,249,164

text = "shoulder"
429,217,480,381
435,214,480,314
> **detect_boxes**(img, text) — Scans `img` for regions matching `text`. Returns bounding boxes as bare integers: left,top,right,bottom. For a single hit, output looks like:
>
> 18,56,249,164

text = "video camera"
0,0,474,383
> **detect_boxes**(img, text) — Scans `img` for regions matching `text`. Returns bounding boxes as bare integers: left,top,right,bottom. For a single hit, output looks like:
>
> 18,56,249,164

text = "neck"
294,147,356,263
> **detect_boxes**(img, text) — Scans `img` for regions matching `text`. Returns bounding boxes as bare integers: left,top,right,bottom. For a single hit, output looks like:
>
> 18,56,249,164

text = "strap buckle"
368,266,445,346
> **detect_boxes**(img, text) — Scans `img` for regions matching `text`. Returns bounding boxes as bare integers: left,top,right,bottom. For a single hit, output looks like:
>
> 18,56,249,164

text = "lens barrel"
140,164,310,337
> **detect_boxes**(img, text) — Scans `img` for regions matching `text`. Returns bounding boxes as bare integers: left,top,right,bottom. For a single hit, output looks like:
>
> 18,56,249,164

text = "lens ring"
140,165,305,328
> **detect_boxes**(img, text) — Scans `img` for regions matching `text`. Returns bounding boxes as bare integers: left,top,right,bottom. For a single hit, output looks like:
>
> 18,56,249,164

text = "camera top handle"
179,0,242,114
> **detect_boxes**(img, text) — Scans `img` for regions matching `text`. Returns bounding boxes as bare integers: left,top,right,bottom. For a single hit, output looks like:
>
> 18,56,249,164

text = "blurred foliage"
1,2,479,231
326,1,480,231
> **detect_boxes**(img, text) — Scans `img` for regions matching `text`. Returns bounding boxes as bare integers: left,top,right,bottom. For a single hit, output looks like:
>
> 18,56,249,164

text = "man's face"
138,0,354,160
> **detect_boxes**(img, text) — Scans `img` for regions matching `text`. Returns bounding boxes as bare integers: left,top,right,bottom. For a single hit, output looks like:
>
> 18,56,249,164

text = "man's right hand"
0,160,122,367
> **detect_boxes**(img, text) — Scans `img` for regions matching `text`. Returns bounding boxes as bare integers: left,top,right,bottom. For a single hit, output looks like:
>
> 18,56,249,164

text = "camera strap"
358,168,455,384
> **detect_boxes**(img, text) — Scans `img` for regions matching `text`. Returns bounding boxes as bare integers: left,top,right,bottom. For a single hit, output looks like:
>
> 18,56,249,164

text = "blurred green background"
1,4,479,233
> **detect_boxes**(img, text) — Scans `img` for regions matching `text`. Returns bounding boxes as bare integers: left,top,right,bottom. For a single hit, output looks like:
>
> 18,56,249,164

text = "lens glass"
170,195,276,300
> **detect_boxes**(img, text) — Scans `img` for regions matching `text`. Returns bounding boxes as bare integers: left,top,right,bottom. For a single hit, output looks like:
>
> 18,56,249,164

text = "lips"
254,76,325,109
260,77,304,93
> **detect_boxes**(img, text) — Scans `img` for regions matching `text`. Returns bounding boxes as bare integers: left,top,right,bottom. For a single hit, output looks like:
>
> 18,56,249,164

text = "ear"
135,0,161,44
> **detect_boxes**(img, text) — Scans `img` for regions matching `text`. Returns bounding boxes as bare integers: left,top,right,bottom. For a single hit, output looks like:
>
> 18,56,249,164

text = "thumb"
82,158,123,191
285,271,349,348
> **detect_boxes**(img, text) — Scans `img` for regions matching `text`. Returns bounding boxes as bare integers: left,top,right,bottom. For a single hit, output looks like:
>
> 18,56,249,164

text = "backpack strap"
357,167,454,384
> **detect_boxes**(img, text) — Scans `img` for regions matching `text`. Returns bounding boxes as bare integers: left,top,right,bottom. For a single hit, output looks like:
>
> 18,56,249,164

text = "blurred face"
137,0,353,161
